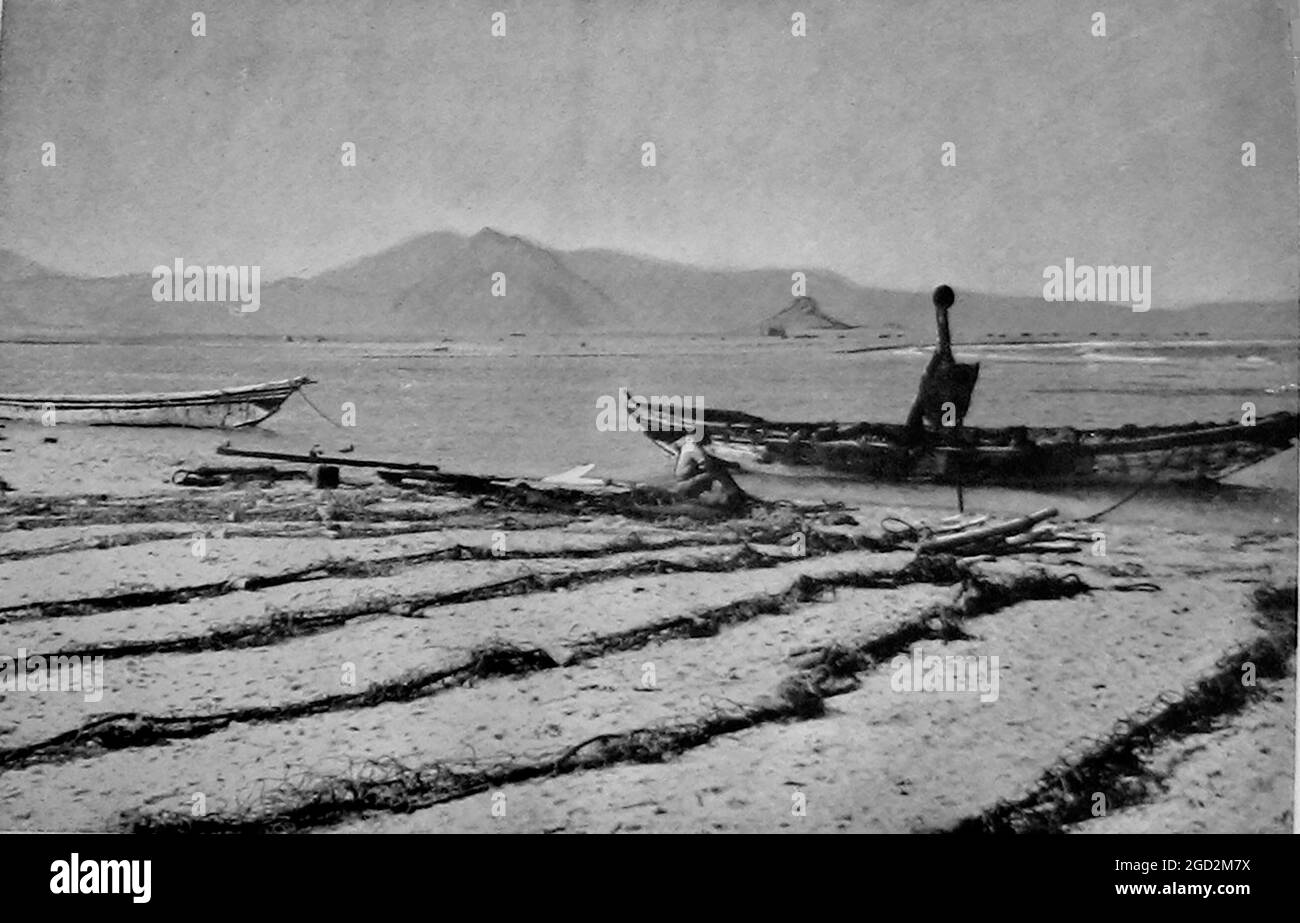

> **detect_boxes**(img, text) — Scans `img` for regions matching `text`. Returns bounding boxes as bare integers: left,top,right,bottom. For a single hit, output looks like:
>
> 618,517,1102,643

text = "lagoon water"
2,331,1296,523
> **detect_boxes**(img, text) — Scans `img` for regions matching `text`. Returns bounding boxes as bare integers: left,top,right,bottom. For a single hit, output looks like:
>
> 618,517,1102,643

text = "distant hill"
389,228,619,332
0,231,1295,342
757,296,855,334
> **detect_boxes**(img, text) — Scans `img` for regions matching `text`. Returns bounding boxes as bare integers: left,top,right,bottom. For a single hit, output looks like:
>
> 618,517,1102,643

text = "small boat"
0,377,315,428
634,400,1299,486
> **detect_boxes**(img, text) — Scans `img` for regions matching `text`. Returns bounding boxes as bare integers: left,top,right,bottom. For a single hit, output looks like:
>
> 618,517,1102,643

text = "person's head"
933,285,955,310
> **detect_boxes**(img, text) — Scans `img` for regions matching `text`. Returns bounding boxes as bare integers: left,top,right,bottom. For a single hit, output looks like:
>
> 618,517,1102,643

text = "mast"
935,300,954,362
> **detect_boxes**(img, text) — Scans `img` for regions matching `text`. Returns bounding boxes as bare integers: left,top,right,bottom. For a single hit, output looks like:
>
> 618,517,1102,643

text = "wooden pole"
954,422,965,513
917,506,1058,554
216,442,440,472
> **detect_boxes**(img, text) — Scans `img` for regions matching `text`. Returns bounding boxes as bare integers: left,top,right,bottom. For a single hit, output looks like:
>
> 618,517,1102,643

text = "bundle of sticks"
912,507,1091,557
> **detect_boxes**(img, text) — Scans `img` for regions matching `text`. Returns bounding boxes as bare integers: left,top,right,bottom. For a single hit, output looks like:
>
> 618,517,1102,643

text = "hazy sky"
0,0,1296,305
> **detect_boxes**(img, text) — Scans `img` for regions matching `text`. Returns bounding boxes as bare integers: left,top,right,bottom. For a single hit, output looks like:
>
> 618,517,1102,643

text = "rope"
879,516,933,547
1080,448,1177,523
296,388,347,429
228,304,384,432
880,516,922,538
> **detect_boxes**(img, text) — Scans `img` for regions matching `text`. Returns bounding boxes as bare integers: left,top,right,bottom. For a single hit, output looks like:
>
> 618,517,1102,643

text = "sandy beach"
0,416,1293,833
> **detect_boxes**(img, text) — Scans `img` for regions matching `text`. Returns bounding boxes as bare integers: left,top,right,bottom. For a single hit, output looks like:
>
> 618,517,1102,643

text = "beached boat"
0,377,314,428
634,400,1299,486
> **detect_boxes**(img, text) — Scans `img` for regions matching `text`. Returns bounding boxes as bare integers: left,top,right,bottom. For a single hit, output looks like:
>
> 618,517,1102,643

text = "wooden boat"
0,377,314,428
633,399,1299,486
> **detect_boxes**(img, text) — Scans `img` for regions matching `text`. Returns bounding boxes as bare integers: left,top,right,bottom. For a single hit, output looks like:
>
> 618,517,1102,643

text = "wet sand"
0,422,1294,833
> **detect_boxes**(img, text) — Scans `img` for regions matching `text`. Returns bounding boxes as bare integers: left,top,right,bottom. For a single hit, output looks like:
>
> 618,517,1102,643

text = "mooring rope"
1079,447,1178,523
295,387,347,430
225,299,358,432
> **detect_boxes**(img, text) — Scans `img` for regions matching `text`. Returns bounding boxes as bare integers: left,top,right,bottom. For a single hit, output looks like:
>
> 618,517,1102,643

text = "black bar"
0,833,1288,910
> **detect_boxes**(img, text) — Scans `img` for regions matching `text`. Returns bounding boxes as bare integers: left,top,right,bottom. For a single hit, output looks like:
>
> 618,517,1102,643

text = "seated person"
671,430,745,507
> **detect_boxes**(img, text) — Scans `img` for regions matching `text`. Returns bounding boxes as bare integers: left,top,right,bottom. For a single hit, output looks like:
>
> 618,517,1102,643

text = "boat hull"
0,378,312,429
637,404,1299,487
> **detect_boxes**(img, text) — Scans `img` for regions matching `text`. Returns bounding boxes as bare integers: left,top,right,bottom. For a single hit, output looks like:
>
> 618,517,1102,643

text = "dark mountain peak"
760,295,855,332
786,296,822,316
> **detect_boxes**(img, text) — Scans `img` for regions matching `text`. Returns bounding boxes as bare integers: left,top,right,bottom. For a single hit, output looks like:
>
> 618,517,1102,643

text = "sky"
0,0,1297,306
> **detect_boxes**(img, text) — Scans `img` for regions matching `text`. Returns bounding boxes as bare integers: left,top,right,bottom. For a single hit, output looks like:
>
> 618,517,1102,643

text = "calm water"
2,332,1296,521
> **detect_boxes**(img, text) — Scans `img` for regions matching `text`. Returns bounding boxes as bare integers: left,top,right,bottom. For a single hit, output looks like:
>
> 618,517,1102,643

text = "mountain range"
1,228,1295,342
